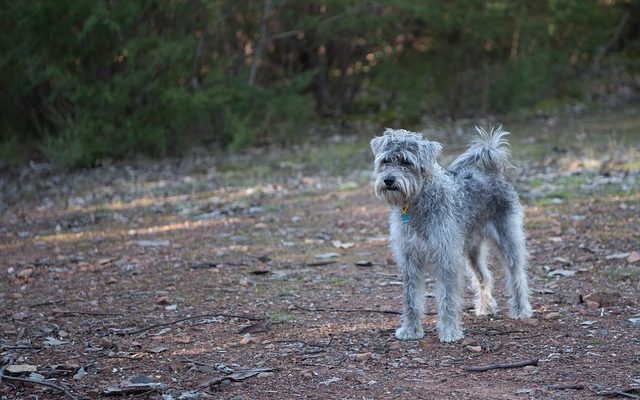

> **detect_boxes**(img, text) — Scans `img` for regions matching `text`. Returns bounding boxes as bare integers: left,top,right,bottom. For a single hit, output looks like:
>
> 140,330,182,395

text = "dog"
370,127,532,342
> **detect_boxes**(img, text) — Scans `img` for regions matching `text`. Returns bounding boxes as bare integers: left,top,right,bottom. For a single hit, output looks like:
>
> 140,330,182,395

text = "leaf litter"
0,118,639,399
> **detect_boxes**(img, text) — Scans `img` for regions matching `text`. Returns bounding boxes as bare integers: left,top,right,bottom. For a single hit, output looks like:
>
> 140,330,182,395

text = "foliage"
0,0,636,167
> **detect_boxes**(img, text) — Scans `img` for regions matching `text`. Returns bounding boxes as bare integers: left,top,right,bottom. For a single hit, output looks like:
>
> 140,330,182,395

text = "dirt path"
1,119,639,399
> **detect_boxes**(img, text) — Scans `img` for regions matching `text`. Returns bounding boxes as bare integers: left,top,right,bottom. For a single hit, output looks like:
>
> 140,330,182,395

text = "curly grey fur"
448,126,513,172
371,127,532,343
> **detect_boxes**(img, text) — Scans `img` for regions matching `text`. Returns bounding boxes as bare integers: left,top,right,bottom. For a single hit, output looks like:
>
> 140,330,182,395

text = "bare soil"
1,118,639,400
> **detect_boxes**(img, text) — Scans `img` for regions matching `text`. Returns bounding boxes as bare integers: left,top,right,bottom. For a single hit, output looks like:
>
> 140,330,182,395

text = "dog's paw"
394,325,424,340
438,326,464,343
474,297,498,317
508,307,533,319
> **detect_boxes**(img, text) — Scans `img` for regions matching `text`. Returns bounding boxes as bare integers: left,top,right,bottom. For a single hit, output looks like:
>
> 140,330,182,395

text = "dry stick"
464,358,538,372
547,384,585,390
597,390,640,399
0,374,79,400
28,300,64,308
54,311,123,317
122,313,265,336
293,304,401,315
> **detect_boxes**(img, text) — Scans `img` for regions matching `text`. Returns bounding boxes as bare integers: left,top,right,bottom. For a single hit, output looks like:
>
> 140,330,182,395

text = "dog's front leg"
434,256,465,343
395,255,425,340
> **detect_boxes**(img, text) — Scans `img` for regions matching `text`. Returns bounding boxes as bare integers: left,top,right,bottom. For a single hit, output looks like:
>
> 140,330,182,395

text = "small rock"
239,334,256,345
149,345,168,353
175,335,192,344
17,268,33,281
136,240,170,248
354,352,372,362
544,312,561,320
28,372,45,382
331,240,354,249
553,257,571,266
257,372,274,378
355,260,373,267
301,370,313,379
44,336,68,346
462,338,478,346
388,342,401,351
319,376,340,385
466,345,482,352
627,318,640,327
586,300,600,310
605,252,630,260
584,292,620,307
156,296,171,305
73,367,87,380
314,252,340,260
523,365,537,373
6,364,37,374
177,391,203,400
547,269,576,278
627,251,640,264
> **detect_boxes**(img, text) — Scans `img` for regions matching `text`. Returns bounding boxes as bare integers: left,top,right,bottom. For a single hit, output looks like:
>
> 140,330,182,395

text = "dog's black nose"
384,176,395,186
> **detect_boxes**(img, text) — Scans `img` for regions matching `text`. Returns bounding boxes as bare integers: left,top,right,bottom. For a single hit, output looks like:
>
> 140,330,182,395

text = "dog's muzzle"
383,176,398,191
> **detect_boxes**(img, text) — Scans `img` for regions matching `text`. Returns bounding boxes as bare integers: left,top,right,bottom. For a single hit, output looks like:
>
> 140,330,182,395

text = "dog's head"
370,128,442,206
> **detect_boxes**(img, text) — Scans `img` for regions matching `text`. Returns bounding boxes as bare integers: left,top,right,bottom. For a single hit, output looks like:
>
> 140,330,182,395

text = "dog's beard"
374,174,420,207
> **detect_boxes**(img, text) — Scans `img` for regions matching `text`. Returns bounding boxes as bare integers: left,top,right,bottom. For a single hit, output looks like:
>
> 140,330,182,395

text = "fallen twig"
305,261,337,267
117,312,265,335
547,383,585,390
0,345,42,351
597,390,640,399
464,358,538,372
293,304,401,315
54,310,123,317
28,300,64,308
0,374,79,400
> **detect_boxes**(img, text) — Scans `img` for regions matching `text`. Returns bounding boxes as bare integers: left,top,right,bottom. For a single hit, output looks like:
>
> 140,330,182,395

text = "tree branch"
464,358,539,372
0,374,79,400
248,0,272,86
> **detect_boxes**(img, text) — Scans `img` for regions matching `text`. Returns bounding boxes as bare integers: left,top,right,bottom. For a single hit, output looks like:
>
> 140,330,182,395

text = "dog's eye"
399,160,412,168
381,158,391,165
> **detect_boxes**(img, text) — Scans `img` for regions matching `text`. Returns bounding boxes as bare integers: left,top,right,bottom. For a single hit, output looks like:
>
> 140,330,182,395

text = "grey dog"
371,127,532,342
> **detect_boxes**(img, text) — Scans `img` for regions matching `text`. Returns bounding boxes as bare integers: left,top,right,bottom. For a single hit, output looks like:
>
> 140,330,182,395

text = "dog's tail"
448,126,513,173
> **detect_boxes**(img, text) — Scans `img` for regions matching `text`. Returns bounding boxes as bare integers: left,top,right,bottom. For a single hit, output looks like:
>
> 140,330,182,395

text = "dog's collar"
401,204,411,224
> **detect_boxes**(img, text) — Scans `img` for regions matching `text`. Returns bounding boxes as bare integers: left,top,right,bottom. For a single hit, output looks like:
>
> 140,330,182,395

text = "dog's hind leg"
467,241,497,316
491,210,533,319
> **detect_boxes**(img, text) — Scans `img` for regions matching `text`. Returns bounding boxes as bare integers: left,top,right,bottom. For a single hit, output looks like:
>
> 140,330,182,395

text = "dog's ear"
418,140,442,173
370,136,386,155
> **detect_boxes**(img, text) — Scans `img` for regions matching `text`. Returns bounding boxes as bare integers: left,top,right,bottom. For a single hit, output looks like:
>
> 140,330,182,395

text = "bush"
0,0,634,167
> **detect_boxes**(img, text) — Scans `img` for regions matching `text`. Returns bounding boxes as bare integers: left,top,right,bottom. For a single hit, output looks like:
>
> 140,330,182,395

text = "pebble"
544,312,561,320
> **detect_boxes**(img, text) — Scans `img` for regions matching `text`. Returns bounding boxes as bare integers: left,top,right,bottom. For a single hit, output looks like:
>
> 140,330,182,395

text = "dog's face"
370,129,442,206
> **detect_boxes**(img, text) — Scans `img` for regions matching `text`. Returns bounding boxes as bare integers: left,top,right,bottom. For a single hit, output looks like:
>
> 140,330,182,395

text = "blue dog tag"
401,205,411,224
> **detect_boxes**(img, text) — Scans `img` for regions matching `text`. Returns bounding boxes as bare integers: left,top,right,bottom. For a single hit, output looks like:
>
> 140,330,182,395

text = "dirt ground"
1,115,639,399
